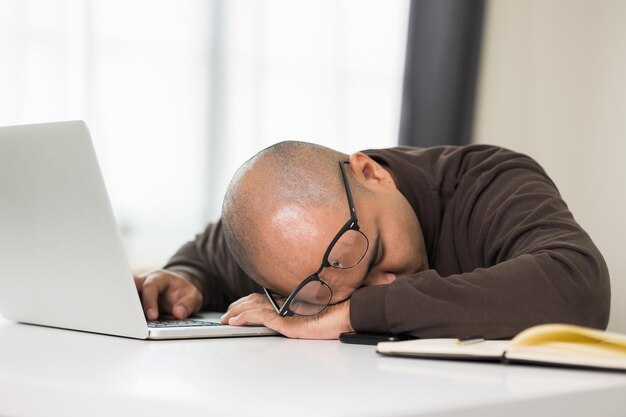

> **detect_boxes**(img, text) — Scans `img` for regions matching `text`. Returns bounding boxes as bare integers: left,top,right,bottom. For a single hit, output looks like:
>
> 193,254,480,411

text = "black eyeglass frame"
263,159,368,317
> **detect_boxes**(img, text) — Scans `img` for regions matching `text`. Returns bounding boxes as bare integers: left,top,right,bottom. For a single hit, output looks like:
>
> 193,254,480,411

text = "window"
0,0,409,268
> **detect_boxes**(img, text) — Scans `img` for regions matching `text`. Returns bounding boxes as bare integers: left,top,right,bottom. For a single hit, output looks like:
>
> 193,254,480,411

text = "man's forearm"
350,250,610,339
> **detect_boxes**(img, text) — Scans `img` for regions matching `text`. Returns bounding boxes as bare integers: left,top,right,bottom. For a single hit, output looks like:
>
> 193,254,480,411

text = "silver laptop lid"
0,121,148,339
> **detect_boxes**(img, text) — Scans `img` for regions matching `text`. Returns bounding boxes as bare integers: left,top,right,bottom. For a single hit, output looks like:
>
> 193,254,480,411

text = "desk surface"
1,315,625,417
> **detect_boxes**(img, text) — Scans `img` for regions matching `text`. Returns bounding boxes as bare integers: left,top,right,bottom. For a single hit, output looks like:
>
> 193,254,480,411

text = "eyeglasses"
263,160,369,317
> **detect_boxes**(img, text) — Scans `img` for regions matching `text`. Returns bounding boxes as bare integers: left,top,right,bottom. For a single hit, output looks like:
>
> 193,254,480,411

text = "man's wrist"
343,299,355,333
350,285,390,333
322,299,354,335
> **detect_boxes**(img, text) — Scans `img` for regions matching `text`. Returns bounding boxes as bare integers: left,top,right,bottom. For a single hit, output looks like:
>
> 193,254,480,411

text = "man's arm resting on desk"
350,165,611,340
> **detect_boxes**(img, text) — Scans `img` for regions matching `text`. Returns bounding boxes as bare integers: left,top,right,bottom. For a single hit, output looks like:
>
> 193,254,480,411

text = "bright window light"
0,0,409,268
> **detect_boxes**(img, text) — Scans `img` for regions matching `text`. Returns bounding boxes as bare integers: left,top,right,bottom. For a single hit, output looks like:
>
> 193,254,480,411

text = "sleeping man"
134,141,610,339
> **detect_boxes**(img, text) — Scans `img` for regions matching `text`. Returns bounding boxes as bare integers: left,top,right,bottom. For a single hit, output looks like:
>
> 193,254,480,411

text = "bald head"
222,141,362,287
223,141,430,304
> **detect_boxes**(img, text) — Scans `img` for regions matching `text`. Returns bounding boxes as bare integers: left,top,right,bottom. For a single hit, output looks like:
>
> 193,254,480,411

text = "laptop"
0,121,278,340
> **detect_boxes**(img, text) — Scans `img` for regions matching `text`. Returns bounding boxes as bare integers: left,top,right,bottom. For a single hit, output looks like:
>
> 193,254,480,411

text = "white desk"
1,316,625,417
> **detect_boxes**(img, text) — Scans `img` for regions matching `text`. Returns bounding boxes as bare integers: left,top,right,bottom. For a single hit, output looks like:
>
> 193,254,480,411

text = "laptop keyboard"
147,319,223,328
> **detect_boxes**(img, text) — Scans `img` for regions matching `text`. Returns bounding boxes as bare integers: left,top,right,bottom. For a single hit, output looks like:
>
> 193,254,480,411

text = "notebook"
0,121,278,340
377,323,626,372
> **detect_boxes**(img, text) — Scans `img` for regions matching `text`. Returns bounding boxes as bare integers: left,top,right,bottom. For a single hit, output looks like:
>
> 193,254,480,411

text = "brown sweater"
164,145,610,339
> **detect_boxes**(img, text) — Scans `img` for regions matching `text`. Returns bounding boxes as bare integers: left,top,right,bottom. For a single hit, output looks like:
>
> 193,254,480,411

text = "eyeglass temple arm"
339,160,358,222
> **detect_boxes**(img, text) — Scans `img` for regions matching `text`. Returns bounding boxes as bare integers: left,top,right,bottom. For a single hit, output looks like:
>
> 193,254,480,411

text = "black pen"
457,336,485,346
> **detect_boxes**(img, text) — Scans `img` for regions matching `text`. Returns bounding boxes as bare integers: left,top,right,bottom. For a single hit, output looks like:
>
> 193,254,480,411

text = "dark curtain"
399,0,485,147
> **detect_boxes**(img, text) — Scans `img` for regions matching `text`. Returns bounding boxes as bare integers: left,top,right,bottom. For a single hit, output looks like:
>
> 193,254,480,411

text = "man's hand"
134,269,203,321
220,293,354,339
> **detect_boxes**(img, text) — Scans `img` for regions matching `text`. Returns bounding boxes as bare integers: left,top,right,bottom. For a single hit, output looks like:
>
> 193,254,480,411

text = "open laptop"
0,121,277,340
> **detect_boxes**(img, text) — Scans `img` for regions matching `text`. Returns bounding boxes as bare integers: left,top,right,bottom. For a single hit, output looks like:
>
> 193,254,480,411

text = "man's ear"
348,152,397,190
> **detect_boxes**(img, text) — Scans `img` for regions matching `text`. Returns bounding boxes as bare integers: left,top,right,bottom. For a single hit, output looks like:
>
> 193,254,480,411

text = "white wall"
473,0,626,332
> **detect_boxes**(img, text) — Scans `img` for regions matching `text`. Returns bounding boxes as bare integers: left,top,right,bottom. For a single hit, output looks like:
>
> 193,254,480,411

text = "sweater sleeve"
163,219,262,312
349,162,610,339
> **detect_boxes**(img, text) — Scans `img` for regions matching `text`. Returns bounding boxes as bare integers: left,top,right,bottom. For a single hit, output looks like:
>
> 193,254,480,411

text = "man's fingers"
140,275,171,320
228,308,306,339
231,299,353,340
172,292,203,320
228,307,280,329
221,293,267,324
221,291,352,339
137,270,205,321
